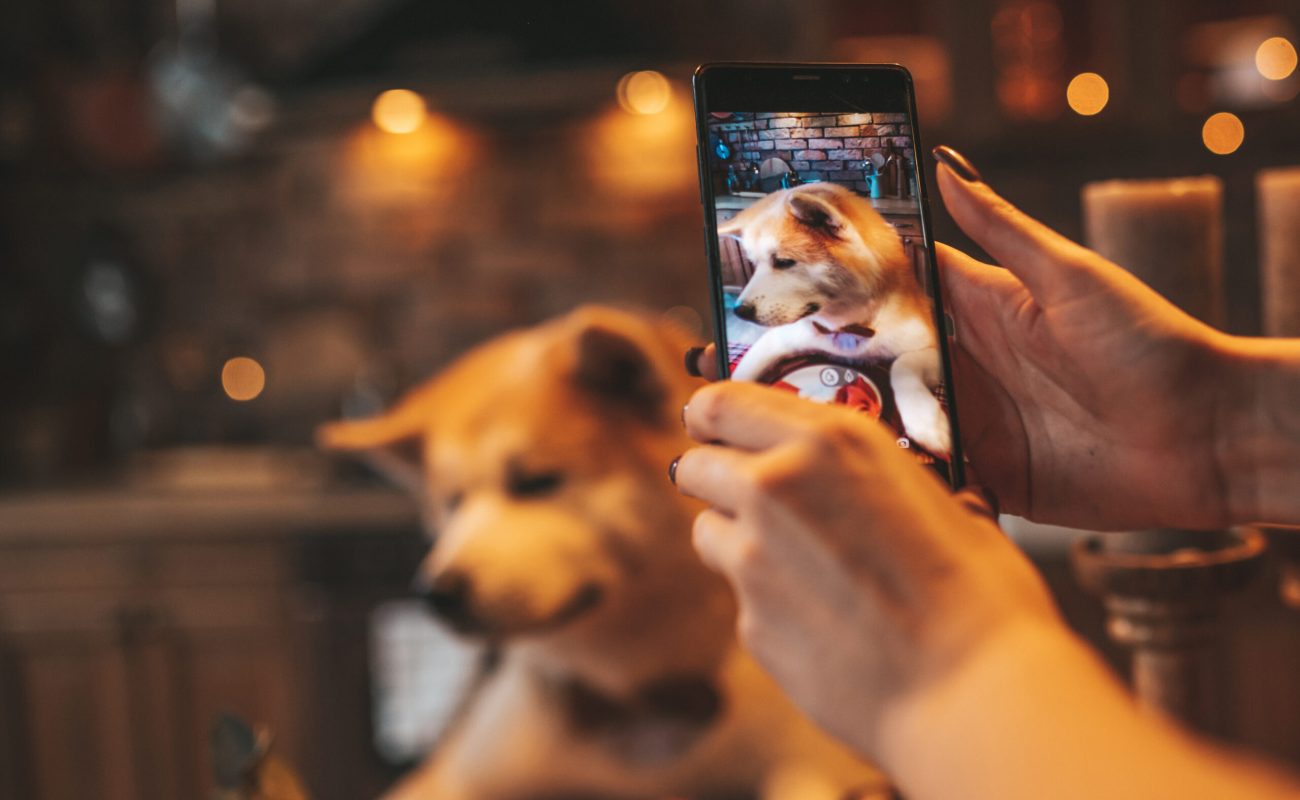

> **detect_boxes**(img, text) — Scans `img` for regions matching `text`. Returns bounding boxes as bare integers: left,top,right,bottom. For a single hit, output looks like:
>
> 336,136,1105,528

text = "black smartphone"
693,62,964,487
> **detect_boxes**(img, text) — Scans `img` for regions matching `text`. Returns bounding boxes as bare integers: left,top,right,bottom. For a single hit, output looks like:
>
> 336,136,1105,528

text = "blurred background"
1,1,1299,798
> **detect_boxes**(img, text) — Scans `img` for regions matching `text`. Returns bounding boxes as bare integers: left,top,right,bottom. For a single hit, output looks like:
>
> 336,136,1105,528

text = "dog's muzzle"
422,570,481,633
418,571,605,637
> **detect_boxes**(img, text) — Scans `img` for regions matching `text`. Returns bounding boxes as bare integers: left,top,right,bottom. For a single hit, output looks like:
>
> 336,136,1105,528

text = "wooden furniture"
0,487,424,800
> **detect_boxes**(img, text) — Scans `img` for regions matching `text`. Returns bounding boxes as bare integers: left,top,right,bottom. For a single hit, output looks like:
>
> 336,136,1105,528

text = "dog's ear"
786,191,845,237
571,320,668,424
316,405,428,495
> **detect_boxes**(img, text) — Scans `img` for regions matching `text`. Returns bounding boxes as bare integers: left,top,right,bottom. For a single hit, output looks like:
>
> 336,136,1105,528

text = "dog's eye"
772,257,797,269
509,471,565,498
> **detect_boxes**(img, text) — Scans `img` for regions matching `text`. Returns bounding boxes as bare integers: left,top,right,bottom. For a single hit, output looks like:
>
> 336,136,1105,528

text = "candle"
1082,177,1224,326
1257,167,1300,337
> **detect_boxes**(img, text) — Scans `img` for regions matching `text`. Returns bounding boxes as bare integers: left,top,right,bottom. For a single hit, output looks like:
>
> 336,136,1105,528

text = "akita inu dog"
721,183,950,457
318,307,888,800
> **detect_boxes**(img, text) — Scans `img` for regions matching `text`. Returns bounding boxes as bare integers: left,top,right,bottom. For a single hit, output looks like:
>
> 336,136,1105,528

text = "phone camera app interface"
707,108,951,477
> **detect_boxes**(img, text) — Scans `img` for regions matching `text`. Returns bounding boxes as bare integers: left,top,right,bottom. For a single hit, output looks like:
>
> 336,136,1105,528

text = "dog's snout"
734,303,757,322
423,571,477,628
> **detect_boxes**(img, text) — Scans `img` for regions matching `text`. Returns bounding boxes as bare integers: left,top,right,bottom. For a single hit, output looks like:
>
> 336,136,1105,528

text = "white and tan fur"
722,183,950,455
319,307,888,800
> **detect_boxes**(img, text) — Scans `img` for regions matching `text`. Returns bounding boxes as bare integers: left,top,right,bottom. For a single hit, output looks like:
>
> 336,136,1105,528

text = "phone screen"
694,64,963,486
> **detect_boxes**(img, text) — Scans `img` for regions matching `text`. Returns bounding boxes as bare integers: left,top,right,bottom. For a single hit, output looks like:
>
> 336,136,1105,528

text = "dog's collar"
811,320,876,339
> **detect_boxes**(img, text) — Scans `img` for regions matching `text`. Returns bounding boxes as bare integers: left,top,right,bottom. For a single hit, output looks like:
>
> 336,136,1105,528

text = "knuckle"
689,385,726,431
734,536,763,573
803,413,862,456
749,456,803,498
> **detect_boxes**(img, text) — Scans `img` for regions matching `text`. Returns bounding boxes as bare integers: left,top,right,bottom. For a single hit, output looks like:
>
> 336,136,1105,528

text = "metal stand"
1071,528,1267,731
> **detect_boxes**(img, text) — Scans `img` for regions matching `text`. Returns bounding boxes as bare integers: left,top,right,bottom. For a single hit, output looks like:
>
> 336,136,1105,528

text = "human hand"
930,146,1242,530
673,381,1060,758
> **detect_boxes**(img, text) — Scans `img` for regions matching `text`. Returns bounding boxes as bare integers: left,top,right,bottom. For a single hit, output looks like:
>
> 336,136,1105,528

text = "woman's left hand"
674,380,1060,759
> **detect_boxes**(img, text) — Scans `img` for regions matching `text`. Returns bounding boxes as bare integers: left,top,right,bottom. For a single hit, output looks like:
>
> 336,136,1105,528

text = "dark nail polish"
668,454,682,484
684,346,704,378
932,145,982,183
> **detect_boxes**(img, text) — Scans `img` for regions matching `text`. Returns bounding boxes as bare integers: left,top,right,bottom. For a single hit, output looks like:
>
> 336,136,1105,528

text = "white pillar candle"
1257,167,1300,338
1082,177,1224,327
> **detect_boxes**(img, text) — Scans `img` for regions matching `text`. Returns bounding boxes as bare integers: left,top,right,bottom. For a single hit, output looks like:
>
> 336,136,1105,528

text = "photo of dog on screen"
708,111,951,466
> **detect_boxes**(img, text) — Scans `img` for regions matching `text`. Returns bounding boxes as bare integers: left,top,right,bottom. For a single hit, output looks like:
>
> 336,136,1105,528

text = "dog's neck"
540,671,723,764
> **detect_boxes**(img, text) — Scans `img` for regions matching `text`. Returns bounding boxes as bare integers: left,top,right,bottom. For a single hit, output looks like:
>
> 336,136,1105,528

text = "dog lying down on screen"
318,307,887,800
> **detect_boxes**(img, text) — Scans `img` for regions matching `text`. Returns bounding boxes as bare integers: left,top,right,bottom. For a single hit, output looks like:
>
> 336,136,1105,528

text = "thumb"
934,153,1098,304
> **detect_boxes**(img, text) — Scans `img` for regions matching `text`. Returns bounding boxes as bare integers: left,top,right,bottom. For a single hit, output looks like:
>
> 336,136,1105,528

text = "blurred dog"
319,307,887,800
722,183,950,456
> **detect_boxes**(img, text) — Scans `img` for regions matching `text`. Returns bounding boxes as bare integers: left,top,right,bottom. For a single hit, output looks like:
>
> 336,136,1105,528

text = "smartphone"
693,62,964,487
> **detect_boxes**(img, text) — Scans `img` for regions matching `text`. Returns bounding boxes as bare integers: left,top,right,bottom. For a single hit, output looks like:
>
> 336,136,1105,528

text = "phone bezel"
692,62,966,488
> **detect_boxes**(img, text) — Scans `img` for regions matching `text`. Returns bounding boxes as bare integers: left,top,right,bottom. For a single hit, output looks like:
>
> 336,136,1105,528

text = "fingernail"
668,454,682,485
932,145,982,183
680,403,689,427
684,346,704,378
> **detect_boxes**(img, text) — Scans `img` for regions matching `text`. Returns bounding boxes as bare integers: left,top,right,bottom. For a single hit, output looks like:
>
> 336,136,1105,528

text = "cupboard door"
3,626,139,800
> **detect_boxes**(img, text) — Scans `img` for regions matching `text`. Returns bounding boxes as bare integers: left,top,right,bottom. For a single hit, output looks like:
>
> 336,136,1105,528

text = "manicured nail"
680,403,689,427
684,346,705,377
932,145,982,183
668,454,682,484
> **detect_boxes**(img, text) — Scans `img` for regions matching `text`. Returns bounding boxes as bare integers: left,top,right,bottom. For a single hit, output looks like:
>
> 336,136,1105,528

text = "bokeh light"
222,356,266,401
616,71,672,115
588,87,694,198
1202,112,1245,155
1256,37,1298,81
661,305,704,338
1067,72,1109,115
371,89,427,134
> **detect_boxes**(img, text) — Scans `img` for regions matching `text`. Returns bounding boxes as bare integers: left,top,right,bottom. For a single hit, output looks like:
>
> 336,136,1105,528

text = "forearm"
879,620,1300,800
1218,335,1300,526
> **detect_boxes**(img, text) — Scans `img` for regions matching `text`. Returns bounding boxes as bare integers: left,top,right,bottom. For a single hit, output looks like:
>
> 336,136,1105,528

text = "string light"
1202,112,1244,155
222,356,266,401
1256,37,1298,81
1067,72,1109,115
371,89,427,134
616,71,672,115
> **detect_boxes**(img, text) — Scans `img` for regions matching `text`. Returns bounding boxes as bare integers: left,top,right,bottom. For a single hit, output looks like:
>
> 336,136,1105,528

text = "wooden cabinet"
0,489,424,800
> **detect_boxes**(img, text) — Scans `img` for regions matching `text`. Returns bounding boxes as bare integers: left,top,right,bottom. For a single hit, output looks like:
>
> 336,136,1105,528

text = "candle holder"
1082,176,1224,326
1070,528,1267,732
1257,167,1300,337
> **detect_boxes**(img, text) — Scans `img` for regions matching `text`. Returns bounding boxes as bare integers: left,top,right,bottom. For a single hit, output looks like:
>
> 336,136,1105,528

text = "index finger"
684,381,840,451
935,161,1096,304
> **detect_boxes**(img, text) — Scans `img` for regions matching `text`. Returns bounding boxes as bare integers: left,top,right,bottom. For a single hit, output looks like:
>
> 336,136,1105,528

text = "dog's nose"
422,571,476,627
734,303,757,322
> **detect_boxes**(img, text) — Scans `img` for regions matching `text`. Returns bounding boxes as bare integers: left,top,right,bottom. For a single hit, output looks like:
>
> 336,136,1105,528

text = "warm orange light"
1256,37,1298,80
1202,112,1245,155
222,356,266,401
588,89,695,198
371,89,427,134
617,71,672,115
1067,72,1109,115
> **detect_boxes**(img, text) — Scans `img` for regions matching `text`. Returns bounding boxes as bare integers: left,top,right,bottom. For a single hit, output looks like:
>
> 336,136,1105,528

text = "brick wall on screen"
710,112,913,192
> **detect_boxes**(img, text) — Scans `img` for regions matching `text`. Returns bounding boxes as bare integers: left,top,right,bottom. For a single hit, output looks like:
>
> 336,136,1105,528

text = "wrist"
876,616,1096,795
1215,334,1300,525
